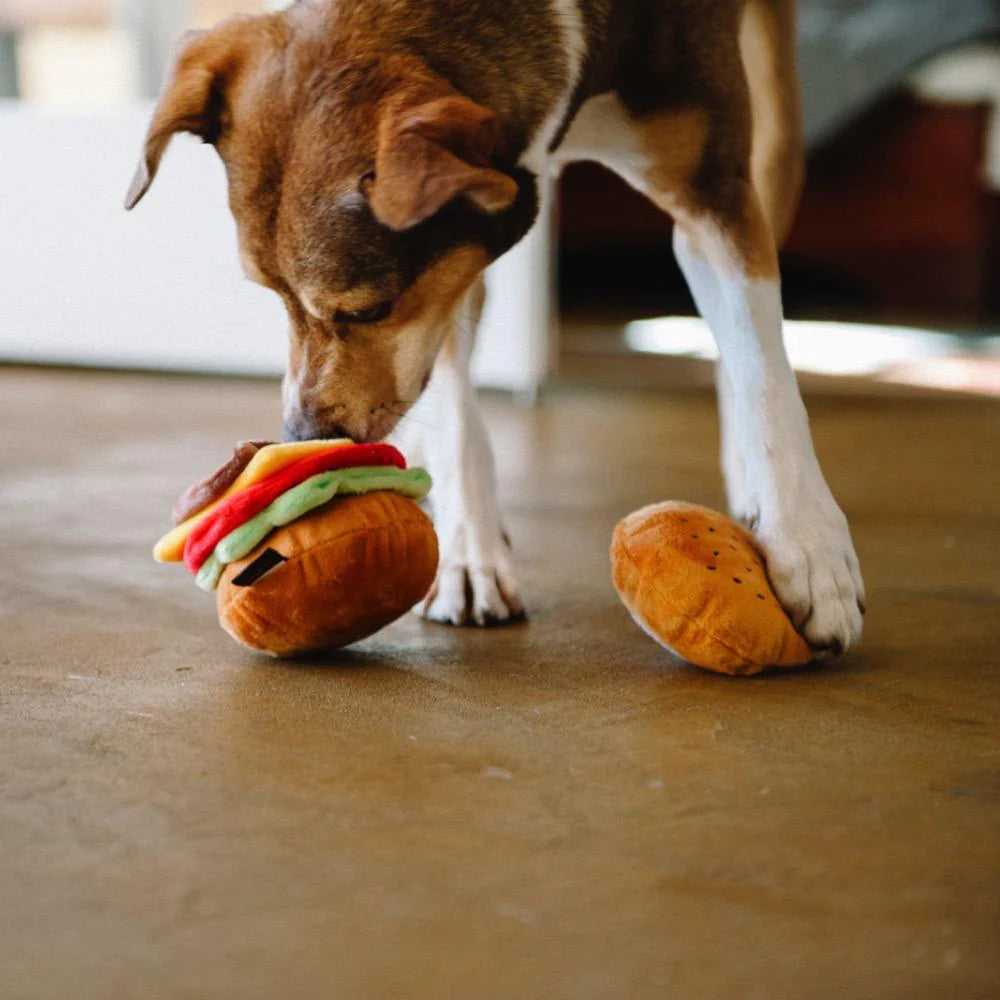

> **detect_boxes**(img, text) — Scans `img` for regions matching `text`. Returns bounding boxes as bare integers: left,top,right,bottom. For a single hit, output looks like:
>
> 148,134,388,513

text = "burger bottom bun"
611,501,812,676
217,491,438,657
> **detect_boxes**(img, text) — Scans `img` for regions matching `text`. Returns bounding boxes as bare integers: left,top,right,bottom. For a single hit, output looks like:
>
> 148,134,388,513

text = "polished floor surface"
2,366,998,999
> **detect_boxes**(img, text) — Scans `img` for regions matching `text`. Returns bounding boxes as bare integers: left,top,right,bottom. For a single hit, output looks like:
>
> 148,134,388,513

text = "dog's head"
126,12,538,442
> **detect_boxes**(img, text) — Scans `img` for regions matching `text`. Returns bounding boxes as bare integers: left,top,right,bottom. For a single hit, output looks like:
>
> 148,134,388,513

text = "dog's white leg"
404,279,524,626
715,360,749,523
557,42,862,652
672,213,866,653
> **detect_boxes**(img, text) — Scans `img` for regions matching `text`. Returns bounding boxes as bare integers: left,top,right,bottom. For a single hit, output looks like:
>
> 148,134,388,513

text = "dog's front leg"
715,360,750,523
399,279,524,626
672,200,866,654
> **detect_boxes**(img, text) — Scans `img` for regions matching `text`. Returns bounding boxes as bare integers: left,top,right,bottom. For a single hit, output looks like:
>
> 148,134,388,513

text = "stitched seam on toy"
229,503,428,590
617,540,769,669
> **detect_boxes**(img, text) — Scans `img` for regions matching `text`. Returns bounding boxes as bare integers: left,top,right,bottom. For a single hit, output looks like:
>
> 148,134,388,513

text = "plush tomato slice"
183,443,405,573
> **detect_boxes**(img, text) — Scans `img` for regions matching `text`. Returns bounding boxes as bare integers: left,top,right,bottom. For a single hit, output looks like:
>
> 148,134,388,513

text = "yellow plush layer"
153,440,351,563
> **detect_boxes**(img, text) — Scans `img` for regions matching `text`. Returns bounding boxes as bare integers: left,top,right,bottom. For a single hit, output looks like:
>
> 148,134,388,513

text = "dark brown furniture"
558,93,999,324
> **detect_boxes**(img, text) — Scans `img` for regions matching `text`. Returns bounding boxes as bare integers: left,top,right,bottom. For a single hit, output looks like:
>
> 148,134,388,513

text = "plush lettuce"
196,465,431,591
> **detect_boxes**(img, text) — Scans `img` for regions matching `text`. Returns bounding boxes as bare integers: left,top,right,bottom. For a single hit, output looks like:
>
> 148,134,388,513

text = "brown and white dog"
126,0,865,652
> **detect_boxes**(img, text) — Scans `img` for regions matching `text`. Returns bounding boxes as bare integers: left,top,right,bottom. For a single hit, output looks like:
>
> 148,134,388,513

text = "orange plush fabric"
611,501,812,676
218,491,438,657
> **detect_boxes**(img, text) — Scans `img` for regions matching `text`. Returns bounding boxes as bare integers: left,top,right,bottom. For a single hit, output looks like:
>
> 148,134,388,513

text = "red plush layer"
183,443,406,573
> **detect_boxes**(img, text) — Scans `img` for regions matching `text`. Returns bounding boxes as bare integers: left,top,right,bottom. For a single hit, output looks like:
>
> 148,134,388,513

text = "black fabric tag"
231,548,288,587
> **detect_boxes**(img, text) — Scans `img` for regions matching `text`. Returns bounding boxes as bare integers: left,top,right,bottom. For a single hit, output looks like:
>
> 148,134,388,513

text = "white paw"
416,524,524,627
754,498,866,656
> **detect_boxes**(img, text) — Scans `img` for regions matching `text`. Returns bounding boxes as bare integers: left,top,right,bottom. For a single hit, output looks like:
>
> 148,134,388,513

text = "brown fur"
742,0,804,244
127,0,803,437
615,0,795,278
370,95,519,230
637,108,711,217
283,246,488,442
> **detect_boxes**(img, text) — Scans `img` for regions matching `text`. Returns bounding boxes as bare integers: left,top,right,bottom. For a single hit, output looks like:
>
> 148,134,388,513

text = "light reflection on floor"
624,318,1000,395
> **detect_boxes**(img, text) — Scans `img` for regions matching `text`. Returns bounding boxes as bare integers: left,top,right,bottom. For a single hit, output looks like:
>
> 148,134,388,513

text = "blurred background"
1,0,999,394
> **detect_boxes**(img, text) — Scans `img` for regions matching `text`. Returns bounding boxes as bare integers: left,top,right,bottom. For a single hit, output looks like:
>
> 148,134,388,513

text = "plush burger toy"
155,440,438,656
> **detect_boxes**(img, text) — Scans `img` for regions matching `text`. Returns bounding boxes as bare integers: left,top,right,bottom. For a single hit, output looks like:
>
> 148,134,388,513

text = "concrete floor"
2,365,999,999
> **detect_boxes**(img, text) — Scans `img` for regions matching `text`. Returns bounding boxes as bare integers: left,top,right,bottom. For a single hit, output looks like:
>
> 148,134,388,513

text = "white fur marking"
553,93,651,188
519,0,587,174
394,284,523,625
391,320,435,402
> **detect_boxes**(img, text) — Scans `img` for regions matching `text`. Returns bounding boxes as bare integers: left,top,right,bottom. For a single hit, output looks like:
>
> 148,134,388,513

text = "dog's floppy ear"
368,95,519,231
124,23,247,210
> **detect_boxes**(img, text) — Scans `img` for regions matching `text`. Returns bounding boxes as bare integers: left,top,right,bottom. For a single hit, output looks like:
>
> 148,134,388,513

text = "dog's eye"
333,301,393,325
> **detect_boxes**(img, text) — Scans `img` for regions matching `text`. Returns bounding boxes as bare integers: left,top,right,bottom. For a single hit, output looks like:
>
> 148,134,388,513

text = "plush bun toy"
155,440,437,656
611,501,813,676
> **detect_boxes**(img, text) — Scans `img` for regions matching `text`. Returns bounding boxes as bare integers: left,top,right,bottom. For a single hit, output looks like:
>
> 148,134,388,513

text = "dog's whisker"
388,409,439,431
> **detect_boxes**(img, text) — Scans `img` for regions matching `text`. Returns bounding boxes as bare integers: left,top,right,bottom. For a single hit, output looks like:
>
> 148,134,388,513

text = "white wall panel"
0,101,554,393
